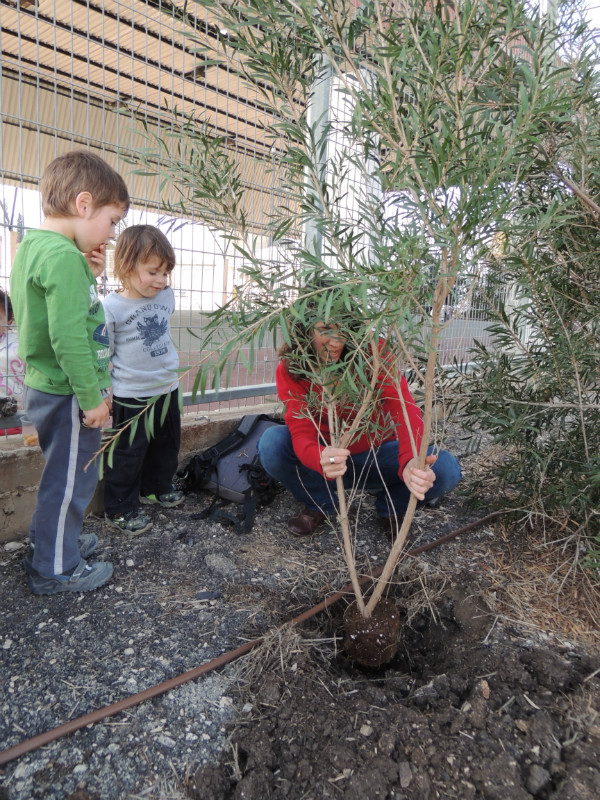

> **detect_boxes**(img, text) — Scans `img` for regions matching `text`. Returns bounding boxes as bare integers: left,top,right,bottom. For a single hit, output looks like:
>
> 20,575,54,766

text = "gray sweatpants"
24,387,102,576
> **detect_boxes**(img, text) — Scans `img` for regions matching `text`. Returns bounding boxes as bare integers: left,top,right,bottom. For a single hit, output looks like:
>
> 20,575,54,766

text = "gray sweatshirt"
103,288,179,398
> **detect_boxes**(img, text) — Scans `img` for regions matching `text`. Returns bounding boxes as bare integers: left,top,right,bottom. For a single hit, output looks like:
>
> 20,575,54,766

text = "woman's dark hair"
278,278,363,362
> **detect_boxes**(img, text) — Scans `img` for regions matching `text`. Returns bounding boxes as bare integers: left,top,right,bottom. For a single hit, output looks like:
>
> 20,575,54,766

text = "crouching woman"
258,318,461,538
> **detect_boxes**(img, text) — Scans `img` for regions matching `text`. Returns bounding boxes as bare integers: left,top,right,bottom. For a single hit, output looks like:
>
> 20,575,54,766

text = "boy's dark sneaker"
140,489,184,508
28,558,113,596
23,533,99,575
105,509,153,535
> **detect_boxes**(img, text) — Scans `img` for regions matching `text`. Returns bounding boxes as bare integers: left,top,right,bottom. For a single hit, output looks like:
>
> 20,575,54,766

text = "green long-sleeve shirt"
9,229,110,410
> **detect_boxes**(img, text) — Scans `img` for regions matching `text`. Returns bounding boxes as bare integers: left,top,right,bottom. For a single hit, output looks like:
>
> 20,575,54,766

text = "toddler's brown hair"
113,225,176,287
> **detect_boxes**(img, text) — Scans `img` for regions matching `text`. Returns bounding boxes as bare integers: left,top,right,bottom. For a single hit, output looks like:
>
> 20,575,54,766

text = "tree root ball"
343,598,401,668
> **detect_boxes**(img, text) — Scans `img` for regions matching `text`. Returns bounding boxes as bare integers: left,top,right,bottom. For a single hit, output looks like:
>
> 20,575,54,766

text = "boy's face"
74,203,127,254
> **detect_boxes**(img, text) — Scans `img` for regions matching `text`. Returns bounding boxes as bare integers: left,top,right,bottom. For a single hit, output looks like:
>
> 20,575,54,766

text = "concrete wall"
0,404,279,543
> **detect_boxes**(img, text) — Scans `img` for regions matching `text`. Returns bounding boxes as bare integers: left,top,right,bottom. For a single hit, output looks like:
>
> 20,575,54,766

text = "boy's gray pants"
24,387,102,577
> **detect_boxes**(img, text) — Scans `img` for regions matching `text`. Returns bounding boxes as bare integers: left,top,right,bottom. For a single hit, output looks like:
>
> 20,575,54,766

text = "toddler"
103,225,183,534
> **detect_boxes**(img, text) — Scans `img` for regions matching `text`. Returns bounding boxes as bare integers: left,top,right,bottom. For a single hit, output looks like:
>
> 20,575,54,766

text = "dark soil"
1,435,600,800
342,597,401,667
201,585,600,800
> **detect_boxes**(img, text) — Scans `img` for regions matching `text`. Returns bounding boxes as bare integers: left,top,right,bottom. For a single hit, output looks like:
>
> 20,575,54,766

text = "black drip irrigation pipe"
0,511,504,766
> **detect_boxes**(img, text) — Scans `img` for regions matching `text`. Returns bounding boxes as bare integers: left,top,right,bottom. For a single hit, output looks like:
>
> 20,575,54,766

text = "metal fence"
0,1,499,438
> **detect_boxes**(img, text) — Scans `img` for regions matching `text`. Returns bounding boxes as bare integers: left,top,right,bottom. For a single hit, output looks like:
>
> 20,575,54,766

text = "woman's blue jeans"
258,425,462,519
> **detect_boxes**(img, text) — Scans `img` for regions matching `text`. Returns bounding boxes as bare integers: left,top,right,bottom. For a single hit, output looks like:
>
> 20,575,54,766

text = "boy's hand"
82,401,110,429
84,243,107,279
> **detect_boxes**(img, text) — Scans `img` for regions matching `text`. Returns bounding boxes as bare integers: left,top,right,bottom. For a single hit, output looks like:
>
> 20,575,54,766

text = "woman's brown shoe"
287,507,326,536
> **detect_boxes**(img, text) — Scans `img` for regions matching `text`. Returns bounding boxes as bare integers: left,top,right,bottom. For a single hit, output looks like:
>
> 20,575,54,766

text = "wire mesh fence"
1,0,499,440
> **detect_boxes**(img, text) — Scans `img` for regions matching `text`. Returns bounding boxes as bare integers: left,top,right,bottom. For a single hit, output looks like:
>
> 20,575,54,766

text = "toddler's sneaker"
23,533,99,575
28,558,113,596
140,489,184,508
105,509,153,535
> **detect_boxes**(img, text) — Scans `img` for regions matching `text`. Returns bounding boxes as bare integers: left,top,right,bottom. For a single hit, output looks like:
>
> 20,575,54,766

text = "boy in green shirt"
10,150,129,595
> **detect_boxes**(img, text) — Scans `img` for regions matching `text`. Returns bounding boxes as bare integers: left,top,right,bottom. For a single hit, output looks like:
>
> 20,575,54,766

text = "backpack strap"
198,488,259,534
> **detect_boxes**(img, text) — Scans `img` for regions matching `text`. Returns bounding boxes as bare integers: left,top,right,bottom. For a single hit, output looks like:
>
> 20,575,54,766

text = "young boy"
10,150,129,595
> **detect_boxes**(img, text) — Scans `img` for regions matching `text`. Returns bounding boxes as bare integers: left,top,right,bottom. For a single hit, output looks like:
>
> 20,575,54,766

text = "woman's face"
311,322,347,364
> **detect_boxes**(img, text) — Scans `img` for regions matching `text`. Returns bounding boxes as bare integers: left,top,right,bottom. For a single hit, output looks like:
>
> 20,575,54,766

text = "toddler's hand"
82,401,110,429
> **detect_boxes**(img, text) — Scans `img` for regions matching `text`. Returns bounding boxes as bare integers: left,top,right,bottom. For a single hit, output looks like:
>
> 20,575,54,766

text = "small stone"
14,762,31,780
360,724,373,737
123,648,134,656
399,761,413,788
2,639,12,650
126,559,134,567
4,541,26,552
526,765,551,795
73,764,88,774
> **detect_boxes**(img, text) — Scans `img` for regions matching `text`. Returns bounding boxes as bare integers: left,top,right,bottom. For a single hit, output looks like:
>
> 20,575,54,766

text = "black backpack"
176,414,283,533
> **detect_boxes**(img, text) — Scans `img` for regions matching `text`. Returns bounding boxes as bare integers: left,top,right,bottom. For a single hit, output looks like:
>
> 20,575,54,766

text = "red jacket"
276,356,423,479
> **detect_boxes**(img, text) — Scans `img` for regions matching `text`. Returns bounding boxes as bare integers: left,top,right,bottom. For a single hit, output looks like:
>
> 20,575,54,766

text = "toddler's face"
123,256,170,299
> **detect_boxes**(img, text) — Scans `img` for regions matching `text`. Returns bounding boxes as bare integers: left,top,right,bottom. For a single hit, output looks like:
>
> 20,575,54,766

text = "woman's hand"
402,454,437,500
84,243,107,279
321,446,351,480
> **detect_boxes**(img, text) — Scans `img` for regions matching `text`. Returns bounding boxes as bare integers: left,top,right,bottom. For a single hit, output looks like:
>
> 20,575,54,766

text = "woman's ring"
329,456,335,464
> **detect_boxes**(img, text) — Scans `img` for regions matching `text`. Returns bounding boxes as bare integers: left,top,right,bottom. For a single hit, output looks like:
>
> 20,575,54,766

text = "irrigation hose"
0,510,504,766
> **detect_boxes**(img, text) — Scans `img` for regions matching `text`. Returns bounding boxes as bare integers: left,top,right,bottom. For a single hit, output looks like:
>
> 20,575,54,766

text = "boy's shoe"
140,489,185,508
23,533,99,575
105,509,153,535
28,558,113,596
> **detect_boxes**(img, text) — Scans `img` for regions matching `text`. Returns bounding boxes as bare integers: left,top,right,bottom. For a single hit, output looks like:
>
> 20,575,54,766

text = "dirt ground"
1,433,600,800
